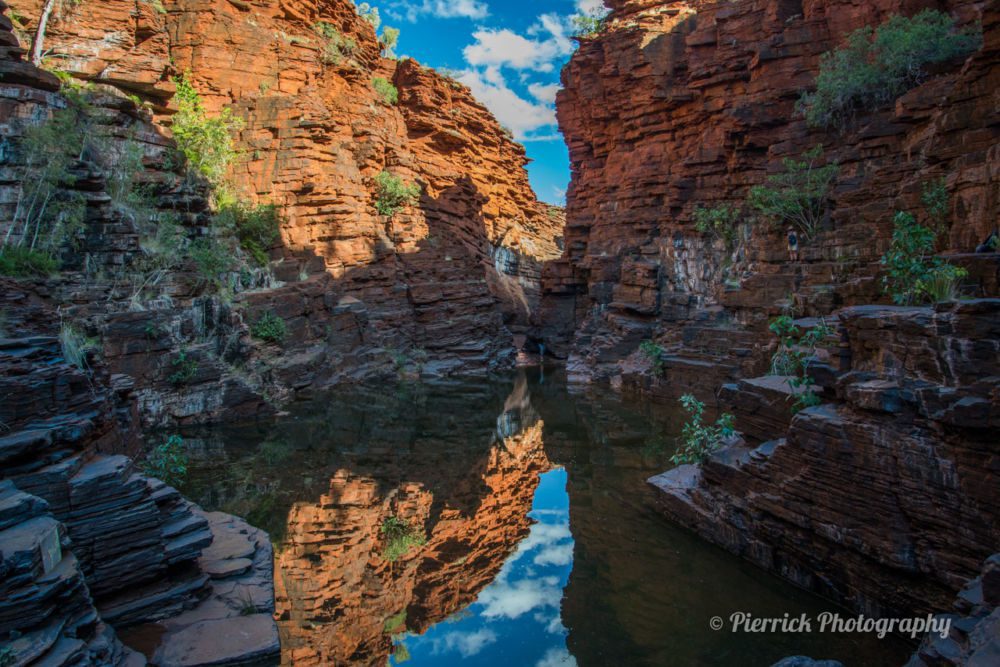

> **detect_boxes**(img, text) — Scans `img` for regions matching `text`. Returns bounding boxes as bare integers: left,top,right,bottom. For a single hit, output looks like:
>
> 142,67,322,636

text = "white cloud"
389,0,489,22
575,0,609,16
537,647,578,667
528,83,561,104
477,576,563,619
457,67,557,140
430,629,498,658
463,27,569,73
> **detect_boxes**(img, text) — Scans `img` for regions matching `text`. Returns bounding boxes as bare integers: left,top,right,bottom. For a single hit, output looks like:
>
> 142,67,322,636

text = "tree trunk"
30,0,59,67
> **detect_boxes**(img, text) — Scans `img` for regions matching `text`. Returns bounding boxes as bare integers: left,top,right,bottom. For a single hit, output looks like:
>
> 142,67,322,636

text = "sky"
368,1,609,205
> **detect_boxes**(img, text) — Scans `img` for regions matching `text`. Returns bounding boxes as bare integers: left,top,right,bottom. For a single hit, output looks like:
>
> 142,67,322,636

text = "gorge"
0,1,997,666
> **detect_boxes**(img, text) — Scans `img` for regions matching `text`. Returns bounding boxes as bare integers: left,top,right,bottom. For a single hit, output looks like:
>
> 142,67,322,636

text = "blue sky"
368,1,608,205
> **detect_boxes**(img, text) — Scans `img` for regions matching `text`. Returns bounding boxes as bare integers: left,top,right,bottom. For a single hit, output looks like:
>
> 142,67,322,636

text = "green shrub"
168,349,199,384
881,211,967,305
357,3,380,30
216,201,281,266
921,177,950,233
0,246,59,277
571,13,608,38
372,76,399,105
251,311,286,344
189,237,233,282
59,323,97,370
918,263,967,303
380,516,426,562
171,72,244,185
748,145,839,238
798,11,981,129
374,171,420,217
671,394,736,465
2,99,88,265
769,315,834,413
142,434,188,486
313,21,357,65
639,340,665,376
693,204,741,247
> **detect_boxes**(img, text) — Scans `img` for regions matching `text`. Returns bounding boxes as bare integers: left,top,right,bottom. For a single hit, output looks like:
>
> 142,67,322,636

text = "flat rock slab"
152,614,280,667
202,557,253,580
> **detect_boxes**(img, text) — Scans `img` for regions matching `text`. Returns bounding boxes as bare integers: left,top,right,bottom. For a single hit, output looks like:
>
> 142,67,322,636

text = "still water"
178,369,911,666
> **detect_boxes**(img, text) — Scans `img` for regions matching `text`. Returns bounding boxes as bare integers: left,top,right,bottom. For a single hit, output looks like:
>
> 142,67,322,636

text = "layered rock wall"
542,0,998,382
7,0,562,393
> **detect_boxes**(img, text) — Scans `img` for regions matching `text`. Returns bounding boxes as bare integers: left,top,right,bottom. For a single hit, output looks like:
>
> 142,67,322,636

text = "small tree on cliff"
380,26,400,59
374,171,420,217
748,145,839,239
671,394,736,465
171,72,244,186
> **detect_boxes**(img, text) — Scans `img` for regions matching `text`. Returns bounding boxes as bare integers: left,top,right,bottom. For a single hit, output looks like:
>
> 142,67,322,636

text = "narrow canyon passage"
0,0,997,666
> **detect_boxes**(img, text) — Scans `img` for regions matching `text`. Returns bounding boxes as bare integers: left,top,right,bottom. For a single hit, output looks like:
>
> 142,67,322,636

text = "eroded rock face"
7,0,562,384
0,284,280,666
542,0,998,380
649,300,1000,619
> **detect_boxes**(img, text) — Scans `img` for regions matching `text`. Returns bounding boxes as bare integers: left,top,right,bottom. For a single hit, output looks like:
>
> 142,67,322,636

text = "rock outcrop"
650,301,999,618
5,0,562,407
542,0,998,381
545,0,1000,661
0,281,279,666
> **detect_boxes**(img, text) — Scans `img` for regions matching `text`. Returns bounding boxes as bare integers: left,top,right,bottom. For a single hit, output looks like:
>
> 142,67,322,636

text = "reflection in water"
179,370,911,667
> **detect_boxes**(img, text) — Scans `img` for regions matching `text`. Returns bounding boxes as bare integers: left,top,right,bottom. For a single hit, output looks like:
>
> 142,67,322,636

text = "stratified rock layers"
8,0,562,388
547,0,1000,658
543,0,997,376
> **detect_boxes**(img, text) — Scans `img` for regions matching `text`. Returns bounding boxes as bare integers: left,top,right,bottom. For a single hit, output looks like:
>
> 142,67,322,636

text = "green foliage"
0,646,16,667
798,11,982,129
251,311,287,344
748,145,839,238
639,340,665,376
384,610,407,634
313,21,357,65
190,237,234,282
216,201,281,266
381,516,426,562
881,211,968,305
2,98,89,264
671,394,736,466
372,76,399,105
374,171,420,217
0,246,59,277
769,316,834,413
358,3,381,31
171,72,244,185
59,323,97,370
571,12,608,38
693,204,741,247
921,177,950,233
168,349,199,385
142,435,189,486
380,26,400,58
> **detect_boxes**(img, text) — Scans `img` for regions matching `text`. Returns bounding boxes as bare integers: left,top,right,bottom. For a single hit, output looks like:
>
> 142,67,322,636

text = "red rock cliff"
7,0,562,385
542,0,997,381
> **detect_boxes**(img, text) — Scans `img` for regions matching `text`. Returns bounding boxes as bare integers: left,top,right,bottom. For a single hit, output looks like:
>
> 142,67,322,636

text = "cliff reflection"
180,374,551,666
